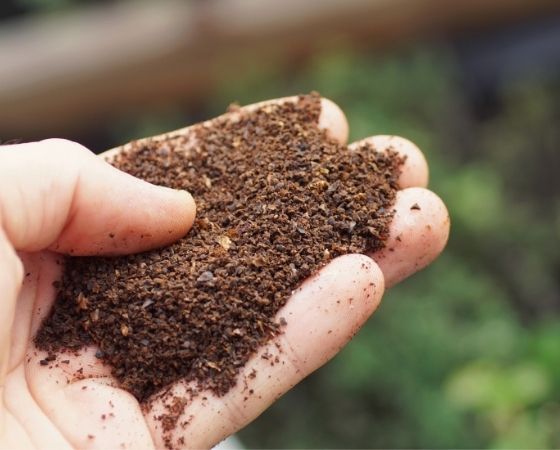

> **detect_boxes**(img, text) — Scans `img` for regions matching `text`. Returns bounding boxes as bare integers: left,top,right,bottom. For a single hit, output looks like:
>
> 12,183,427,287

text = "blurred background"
2,0,560,447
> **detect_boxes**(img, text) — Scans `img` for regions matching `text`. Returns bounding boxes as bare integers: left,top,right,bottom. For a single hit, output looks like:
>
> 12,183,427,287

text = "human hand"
0,97,449,449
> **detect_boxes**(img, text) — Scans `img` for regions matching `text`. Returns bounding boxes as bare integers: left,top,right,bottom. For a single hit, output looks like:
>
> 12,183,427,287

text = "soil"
35,94,403,405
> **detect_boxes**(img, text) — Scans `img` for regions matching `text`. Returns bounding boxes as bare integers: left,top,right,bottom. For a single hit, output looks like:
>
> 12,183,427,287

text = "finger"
143,254,384,449
101,96,349,161
370,187,450,287
318,97,349,144
0,139,196,256
230,96,348,145
0,229,23,439
348,135,429,189
6,253,44,373
0,229,23,401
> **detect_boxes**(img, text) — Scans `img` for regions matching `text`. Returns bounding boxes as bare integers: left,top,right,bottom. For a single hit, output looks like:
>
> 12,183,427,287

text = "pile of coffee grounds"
35,94,404,402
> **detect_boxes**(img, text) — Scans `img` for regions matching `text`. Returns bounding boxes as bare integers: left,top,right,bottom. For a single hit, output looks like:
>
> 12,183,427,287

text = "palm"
3,252,150,449
6,251,375,450
1,97,449,450
5,251,381,449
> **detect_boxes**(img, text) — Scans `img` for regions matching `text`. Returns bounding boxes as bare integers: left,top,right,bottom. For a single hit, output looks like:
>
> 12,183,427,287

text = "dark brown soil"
35,94,403,403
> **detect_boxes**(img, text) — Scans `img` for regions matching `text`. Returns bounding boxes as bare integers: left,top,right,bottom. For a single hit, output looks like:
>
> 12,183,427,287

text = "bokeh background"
2,0,560,448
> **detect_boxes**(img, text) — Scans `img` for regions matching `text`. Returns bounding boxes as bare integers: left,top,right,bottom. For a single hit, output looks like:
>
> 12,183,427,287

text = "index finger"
100,96,349,160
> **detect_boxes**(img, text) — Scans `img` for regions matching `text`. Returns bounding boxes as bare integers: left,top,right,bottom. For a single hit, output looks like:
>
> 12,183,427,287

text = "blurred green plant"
14,0,73,13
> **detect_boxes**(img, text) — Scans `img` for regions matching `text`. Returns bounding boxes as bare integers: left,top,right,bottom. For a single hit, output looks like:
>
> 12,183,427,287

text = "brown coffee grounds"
35,94,403,403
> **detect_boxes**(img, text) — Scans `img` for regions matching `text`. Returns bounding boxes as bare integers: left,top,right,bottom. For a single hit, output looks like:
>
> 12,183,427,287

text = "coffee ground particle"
35,94,403,405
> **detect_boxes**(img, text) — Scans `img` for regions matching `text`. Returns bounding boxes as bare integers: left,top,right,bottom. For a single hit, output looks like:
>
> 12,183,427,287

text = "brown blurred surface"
1,0,559,139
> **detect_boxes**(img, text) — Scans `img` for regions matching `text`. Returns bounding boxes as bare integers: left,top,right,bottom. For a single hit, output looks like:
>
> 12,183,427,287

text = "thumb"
0,139,196,255
0,228,24,432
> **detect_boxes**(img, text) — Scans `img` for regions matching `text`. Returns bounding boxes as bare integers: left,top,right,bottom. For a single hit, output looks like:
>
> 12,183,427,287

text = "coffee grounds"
35,94,403,403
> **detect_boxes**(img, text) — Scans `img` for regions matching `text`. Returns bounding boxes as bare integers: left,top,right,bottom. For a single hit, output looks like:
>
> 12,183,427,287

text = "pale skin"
0,97,450,450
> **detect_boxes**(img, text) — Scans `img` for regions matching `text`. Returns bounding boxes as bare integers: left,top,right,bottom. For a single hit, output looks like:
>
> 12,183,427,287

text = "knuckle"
40,138,91,159
223,395,251,432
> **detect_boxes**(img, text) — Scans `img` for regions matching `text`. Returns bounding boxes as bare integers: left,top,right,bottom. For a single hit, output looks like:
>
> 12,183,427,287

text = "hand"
0,97,449,450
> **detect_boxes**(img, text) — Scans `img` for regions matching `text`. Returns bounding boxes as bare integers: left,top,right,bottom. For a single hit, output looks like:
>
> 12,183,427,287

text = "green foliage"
14,0,73,13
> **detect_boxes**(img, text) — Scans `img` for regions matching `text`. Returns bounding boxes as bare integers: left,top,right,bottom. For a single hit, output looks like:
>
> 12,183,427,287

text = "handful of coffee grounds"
35,94,404,402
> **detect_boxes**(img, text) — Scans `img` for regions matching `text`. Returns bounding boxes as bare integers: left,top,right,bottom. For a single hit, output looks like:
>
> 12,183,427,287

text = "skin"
0,97,450,450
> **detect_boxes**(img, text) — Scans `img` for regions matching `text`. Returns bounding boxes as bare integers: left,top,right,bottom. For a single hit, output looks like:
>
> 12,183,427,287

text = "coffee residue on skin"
35,93,403,407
